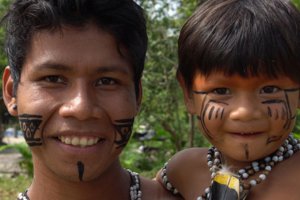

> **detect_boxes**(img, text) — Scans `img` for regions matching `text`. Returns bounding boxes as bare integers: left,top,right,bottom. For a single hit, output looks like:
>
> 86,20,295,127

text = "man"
1,0,178,199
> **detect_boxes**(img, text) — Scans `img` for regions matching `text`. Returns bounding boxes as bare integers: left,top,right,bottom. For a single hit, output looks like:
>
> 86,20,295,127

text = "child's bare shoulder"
251,151,300,199
162,147,210,197
168,147,208,172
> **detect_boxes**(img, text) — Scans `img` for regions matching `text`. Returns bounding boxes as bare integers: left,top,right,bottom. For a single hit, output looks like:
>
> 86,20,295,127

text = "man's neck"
28,159,131,200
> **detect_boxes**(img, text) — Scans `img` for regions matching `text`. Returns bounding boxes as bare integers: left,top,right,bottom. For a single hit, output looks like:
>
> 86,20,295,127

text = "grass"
0,175,31,200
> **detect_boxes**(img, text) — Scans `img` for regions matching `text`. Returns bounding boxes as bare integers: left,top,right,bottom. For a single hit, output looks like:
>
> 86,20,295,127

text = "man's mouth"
58,136,104,147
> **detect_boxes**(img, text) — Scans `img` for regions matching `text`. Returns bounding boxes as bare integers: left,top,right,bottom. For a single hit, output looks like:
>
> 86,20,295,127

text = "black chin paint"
244,144,249,160
19,114,43,146
77,161,84,182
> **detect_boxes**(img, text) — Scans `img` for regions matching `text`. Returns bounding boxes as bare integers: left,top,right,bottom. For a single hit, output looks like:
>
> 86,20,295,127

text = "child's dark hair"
1,0,147,96
178,0,300,89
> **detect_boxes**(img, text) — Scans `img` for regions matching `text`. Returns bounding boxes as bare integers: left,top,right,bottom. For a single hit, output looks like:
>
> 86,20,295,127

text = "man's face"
4,24,140,182
182,71,300,167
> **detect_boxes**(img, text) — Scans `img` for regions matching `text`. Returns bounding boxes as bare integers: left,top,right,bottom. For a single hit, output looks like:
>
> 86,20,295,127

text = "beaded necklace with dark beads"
197,134,300,200
17,169,142,200
161,134,300,200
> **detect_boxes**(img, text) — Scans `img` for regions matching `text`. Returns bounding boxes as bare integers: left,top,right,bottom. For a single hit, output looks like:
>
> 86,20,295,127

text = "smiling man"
1,0,178,199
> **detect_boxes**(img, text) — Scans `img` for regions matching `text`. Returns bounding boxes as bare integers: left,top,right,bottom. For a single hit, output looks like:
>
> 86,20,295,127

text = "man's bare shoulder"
140,177,183,200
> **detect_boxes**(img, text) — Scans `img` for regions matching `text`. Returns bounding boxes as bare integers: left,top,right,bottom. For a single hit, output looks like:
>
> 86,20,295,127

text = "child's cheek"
197,99,227,141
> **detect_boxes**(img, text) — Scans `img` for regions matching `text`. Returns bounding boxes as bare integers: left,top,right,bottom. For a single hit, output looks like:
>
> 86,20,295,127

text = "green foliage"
0,143,33,177
293,0,300,9
0,175,31,200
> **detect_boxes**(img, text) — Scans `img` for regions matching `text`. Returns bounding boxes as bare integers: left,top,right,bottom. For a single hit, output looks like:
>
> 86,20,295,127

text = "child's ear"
298,91,300,109
177,72,196,114
135,81,142,114
2,66,18,116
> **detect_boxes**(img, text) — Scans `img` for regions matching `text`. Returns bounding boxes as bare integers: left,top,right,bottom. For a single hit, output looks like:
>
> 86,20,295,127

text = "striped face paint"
194,91,229,140
190,72,300,163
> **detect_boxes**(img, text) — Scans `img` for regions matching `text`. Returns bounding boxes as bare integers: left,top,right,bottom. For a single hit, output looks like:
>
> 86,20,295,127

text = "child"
157,0,300,199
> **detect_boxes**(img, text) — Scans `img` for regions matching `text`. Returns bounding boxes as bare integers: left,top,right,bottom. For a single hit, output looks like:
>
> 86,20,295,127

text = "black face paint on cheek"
266,135,282,145
244,144,249,160
113,118,134,149
77,161,84,182
208,106,215,120
19,114,43,146
267,106,272,117
196,95,228,140
262,88,299,145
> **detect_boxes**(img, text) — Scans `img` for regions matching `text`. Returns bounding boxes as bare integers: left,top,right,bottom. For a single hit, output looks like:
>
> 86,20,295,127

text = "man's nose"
229,96,264,121
59,83,102,120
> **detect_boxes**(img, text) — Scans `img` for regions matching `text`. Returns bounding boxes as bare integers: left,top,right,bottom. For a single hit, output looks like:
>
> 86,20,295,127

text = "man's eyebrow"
34,62,131,74
95,65,131,75
34,62,72,71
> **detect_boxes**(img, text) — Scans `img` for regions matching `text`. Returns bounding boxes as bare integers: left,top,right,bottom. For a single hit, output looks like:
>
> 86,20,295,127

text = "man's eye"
211,88,230,95
44,76,65,83
260,86,281,94
96,77,116,86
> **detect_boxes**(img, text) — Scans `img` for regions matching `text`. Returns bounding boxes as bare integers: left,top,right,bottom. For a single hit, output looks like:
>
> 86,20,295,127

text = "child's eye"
96,77,117,86
260,86,281,94
211,88,230,95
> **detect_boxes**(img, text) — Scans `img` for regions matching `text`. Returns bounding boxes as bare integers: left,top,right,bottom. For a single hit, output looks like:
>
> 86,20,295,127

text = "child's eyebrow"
284,88,300,92
193,90,208,94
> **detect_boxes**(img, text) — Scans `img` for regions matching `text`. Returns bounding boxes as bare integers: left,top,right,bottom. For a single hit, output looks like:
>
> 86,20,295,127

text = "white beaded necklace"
198,134,300,200
17,169,142,200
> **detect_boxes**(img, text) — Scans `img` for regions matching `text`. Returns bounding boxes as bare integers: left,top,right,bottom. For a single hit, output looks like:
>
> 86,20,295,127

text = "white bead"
242,173,249,179
279,146,284,152
288,150,294,156
259,174,266,180
205,187,210,193
278,156,283,161
250,180,257,186
214,151,220,157
166,182,172,190
264,157,271,162
252,161,259,167
287,144,293,150
253,166,260,172
265,166,272,171
211,172,216,178
214,158,220,165
272,156,279,162
239,169,246,174
162,176,168,184
208,161,213,167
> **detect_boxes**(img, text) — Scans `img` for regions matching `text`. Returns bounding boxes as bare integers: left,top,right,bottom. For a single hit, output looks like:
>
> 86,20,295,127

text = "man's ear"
2,66,18,116
177,72,196,114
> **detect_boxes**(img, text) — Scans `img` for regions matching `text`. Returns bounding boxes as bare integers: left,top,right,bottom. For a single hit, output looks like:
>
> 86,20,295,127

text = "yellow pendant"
209,171,240,200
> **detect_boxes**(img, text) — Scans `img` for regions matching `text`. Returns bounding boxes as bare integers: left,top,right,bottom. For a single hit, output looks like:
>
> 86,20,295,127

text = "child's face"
183,71,300,166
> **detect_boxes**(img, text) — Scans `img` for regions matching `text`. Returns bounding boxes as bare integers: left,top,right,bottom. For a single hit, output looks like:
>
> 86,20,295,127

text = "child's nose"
229,97,264,121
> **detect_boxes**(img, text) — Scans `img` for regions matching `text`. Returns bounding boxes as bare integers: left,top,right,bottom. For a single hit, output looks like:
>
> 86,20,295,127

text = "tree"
134,0,208,153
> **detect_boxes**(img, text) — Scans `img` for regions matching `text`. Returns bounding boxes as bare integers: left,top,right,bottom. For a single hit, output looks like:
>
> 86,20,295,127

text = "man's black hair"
2,0,147,96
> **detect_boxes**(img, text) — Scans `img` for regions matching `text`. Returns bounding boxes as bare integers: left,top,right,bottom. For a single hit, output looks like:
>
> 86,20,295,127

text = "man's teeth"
58,136,101,147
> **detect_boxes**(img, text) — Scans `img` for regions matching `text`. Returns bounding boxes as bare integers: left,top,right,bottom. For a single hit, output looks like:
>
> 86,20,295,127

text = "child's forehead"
195,69,296,83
